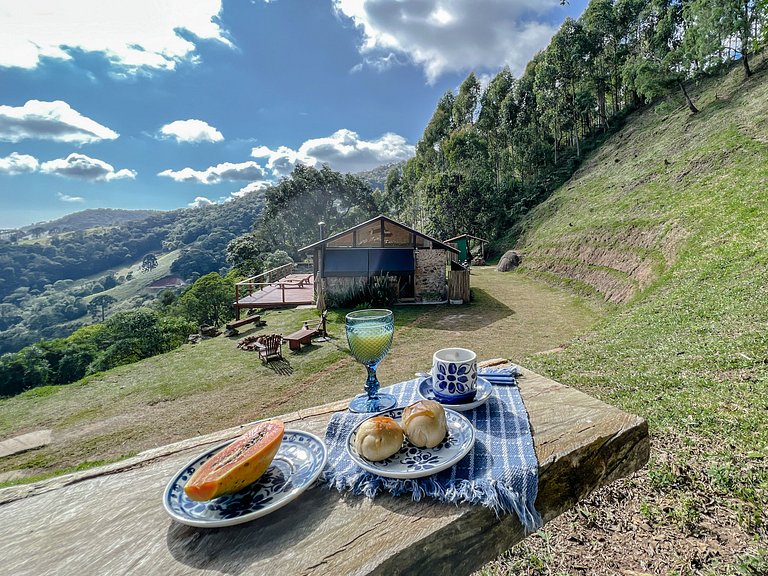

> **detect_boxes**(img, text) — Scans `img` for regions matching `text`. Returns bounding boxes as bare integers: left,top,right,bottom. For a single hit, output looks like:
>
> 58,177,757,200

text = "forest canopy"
386,0,767,241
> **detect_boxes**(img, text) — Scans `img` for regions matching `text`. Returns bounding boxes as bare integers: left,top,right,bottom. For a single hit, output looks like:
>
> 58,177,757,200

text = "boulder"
199,325,221,337
497,250,522,272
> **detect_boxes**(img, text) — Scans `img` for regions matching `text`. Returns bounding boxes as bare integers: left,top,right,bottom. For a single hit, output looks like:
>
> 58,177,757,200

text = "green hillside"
84,249,182,313
23,208,162,233
487,60,768,572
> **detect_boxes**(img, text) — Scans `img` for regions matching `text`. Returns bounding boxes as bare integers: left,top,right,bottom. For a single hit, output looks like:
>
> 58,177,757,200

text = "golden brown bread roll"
402,400,447,448
354,416,404,461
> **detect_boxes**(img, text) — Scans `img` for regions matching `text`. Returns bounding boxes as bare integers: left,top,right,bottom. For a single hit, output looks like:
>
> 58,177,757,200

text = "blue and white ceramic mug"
431,348,477,403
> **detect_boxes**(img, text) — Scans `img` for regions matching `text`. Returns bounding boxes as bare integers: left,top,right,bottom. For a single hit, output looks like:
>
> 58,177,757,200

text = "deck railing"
237,262,295,290
233,262,316,316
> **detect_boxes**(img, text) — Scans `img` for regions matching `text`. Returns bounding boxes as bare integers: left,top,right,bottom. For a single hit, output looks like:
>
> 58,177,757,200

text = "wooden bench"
284,327,318,350
0,363,649,575
284,312,328,350
277,274,312,288
225,315,262,331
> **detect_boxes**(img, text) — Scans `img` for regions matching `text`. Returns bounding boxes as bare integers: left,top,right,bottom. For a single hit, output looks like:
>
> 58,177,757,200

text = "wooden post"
448,269,470,302
234,284,240,320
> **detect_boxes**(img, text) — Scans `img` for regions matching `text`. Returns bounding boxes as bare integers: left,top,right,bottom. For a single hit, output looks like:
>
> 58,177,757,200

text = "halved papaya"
184,420,285,501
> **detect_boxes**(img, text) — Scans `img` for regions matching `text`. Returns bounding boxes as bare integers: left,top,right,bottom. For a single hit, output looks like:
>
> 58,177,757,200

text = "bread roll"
402,400,447,448
354,416,404,461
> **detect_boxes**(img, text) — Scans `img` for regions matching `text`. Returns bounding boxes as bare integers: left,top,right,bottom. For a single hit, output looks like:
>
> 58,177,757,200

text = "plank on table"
0,367,648,576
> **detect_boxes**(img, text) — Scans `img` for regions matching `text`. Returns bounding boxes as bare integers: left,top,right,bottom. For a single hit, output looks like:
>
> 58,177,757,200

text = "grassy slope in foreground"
493,62,768,573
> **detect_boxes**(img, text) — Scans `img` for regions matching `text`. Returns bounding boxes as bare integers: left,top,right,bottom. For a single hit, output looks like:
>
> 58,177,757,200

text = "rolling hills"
22,208,162,233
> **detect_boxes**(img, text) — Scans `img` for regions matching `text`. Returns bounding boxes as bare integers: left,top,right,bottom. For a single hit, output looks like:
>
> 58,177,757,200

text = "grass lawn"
0,266,600,484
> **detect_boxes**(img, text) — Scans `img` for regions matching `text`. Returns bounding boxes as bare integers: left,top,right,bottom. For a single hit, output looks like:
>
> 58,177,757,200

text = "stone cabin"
299,215,459,304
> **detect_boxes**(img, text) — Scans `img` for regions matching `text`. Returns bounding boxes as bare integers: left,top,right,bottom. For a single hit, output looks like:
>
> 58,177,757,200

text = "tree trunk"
597,85,607,131
742,51,752,77
741,0,752,78
678,80,699,114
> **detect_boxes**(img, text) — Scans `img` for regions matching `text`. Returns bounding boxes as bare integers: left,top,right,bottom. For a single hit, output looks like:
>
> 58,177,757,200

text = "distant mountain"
354,161,405,191
24,208,163,233
0,191,266,354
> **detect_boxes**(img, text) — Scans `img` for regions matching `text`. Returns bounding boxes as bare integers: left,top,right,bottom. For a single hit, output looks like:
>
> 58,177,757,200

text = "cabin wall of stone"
414,249,447,301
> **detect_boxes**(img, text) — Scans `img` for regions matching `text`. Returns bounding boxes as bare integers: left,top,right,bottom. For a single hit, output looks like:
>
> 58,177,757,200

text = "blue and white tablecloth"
320,367,543,533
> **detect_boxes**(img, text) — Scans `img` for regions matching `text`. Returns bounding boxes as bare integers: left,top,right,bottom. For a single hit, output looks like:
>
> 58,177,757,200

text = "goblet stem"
364,363,381,404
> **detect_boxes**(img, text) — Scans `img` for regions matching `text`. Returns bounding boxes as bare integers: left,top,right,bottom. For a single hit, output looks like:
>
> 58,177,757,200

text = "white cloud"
188,196,216,208
0,1,232,72
158,161,267,184
57,192,85,203
231,180,272,199
0,100,119,144
252,129,414,176
251,145,314,178
41,153,136,181
334,0,561,81
0,152,39,175
159,119,224,143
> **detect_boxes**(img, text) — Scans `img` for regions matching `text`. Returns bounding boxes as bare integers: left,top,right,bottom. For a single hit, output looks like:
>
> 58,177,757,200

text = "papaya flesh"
184,420,285,501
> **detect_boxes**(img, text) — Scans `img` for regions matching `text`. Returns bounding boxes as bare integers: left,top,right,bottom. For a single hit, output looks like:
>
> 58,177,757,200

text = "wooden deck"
234,273,314,315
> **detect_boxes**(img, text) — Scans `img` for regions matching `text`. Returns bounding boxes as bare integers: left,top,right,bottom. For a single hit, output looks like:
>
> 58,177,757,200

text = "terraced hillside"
487,60,768,573
515,64,765,306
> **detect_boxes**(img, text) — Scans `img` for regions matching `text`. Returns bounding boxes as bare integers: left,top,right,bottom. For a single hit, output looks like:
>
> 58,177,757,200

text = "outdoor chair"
254,334,283,362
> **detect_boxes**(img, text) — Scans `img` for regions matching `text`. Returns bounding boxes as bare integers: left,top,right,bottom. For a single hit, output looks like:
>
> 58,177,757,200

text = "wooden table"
0,365,649,576
284,327,319,351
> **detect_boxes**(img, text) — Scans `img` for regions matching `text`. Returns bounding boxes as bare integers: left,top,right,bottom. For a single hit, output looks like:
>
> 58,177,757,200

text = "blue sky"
0,0,587,229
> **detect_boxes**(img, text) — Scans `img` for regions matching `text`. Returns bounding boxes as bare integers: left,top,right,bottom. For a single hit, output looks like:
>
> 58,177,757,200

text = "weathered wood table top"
0,364,649,576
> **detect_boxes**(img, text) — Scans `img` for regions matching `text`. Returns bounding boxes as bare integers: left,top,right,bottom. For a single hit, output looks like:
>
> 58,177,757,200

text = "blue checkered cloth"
320,367,543,532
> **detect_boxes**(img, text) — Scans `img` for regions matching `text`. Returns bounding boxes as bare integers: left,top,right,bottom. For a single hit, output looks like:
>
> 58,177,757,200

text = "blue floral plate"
417,376,493,412
163,429,327,528
345,408,474,479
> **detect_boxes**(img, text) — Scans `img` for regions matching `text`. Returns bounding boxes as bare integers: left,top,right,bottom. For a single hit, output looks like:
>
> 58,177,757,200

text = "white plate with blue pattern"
163,429,327,528
345,408,474,479
417,376,493,412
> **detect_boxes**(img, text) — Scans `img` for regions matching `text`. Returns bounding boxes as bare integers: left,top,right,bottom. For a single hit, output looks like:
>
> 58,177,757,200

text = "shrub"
325,274,398,308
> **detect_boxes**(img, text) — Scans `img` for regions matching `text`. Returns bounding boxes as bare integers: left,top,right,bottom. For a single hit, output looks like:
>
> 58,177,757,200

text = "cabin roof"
299,214,459,253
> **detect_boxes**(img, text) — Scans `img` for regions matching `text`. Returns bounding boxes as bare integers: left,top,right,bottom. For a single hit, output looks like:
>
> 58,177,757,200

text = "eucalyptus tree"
477,67,516,198
685,0,766,77
623,0,700,113
582,0,625,124
452,73,482,127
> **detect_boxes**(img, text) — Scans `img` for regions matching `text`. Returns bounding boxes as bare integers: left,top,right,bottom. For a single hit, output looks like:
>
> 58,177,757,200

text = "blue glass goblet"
345,309,397,413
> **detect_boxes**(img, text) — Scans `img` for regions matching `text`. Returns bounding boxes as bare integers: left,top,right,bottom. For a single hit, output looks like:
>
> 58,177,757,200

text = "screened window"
324,248,415,276
415,236,432,248
324,249,367,274
327,231,354,247
368,249,414,274
383,223,413,247
356,221,382,247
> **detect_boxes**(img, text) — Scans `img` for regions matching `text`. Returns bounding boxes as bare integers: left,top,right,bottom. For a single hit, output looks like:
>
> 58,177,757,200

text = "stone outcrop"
497,250,522,272
199,325,220,337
